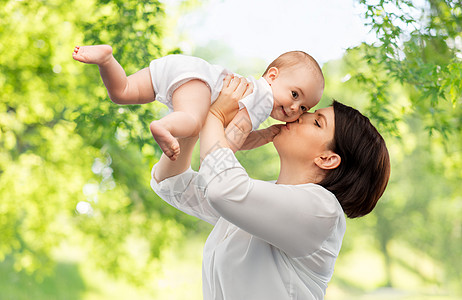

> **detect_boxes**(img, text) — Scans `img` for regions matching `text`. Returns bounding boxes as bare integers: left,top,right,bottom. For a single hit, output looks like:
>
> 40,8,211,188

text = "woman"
151,75,390,299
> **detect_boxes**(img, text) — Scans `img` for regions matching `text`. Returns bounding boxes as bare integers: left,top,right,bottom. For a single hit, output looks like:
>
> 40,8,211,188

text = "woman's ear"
265,67,279,85
314,151,341,170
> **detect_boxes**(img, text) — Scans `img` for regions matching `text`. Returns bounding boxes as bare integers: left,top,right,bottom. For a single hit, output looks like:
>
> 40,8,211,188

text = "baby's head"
263,51,324,122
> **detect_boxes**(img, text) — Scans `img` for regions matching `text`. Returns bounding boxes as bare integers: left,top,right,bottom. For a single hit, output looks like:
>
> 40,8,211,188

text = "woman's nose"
301,112,314,120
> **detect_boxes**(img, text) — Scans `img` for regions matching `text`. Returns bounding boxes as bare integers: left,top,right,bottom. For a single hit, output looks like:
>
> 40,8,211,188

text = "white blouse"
151,148,346,300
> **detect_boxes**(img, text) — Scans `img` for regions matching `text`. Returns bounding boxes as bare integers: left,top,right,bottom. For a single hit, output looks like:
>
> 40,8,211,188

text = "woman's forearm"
200,75,254,160
200,108,253,161
225,109,253,152
199,113,230,162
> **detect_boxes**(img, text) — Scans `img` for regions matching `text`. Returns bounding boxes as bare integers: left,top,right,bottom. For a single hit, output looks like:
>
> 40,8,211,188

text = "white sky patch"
173,0,377,65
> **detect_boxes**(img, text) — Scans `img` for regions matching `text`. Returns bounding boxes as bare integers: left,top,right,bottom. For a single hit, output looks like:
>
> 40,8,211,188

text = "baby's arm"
224,108,282,152
238,123,282,151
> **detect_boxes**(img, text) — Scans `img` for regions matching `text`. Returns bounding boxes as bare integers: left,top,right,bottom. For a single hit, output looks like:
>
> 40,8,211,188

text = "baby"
72,45,324,160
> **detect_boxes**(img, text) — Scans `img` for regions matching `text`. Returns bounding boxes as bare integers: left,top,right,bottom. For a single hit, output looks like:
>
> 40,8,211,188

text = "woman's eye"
314,120,321,127
301,106,307,112
292,91,298,99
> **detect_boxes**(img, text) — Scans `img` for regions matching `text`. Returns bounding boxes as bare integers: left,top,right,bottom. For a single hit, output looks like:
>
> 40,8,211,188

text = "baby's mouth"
282,107,289,117
284,119,298,130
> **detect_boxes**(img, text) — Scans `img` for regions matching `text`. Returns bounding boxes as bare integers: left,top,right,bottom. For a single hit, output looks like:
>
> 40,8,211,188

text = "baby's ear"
314,151,341,170
265,67,279,83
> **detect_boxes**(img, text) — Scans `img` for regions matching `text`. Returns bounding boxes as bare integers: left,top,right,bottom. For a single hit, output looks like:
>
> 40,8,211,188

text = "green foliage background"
0,0,461,298
0,0,191,287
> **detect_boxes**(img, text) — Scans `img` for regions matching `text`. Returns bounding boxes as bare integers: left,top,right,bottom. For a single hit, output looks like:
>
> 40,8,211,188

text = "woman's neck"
276,159,324,185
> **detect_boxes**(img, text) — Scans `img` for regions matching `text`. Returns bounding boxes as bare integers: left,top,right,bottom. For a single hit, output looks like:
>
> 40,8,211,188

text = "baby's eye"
301,106,307,112
291,91,298,99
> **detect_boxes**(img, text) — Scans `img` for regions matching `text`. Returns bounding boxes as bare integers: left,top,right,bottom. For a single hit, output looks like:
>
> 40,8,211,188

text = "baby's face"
265,66,323,123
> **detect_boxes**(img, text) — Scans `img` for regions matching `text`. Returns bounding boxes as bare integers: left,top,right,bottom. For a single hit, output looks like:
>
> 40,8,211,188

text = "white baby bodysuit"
149,54,274,131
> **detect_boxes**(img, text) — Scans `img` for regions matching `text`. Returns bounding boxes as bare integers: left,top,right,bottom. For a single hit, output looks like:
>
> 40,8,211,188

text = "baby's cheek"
269,109,277,119
293,112,303,121
270,110,284,122
287,115,299,123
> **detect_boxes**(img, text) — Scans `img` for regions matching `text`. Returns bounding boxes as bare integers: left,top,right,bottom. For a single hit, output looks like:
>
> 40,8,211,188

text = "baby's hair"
262,51,324,88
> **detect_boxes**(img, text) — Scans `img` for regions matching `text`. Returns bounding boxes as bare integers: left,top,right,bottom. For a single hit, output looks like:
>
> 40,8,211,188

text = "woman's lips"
284,119,298,130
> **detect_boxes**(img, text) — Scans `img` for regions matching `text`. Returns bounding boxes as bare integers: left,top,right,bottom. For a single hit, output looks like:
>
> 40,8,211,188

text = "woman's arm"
152,75,252,224
198,147,342,257
202,74,259,158
199,77,340,257
221,109,281,153
151,135,221,225
152,75,267,225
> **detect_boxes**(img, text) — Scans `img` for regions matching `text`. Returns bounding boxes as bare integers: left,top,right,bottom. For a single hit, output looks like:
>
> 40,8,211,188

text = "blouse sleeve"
199,148,343,258
150,164,221,225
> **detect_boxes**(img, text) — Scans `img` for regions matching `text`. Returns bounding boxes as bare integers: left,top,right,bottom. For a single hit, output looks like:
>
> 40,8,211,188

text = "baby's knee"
108,93,129,105
108,92,121,104
189,116,204,136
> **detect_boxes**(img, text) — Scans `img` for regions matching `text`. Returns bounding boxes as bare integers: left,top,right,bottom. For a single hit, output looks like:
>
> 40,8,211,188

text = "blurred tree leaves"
324,0,461,292
1,0,461,294
0,0,200,285
354,0,461,139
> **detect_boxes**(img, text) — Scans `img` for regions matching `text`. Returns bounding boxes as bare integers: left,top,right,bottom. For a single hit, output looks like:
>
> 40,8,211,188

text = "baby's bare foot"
150,121,180,161
72,45,113,66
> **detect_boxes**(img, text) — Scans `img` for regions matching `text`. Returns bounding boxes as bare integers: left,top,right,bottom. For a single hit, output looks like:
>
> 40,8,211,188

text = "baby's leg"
73,45,155,104
150,80,211,161
153,136,199,183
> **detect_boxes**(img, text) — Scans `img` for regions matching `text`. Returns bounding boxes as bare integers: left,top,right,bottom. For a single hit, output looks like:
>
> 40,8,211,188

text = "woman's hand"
209,74,254,127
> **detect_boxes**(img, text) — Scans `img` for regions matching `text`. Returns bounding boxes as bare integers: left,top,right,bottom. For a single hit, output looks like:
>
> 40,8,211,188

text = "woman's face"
273,107,336,163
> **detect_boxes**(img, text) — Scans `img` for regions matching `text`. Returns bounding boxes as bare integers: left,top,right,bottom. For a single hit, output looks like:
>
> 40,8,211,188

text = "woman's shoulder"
280,182,344,218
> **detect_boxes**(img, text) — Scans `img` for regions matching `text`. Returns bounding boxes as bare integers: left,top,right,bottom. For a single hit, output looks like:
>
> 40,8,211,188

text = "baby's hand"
210,74,253,127
238,124,283,151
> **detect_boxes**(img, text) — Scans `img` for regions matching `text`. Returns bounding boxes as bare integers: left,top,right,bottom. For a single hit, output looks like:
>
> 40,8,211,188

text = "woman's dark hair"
319,100,391,218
